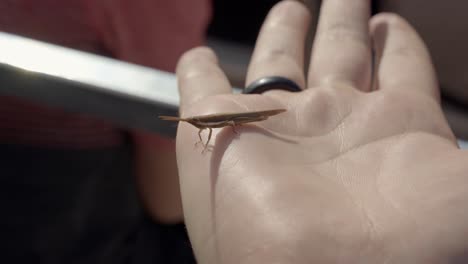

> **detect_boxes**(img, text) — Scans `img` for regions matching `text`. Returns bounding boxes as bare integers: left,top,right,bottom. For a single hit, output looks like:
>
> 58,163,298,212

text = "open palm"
174,1,468,263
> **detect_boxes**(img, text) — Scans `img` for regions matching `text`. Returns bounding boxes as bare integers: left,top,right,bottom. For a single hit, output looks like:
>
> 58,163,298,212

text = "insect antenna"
159,116,186,122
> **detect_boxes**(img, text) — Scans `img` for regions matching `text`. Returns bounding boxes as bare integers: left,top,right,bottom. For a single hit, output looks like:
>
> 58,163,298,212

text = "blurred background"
1,0,468,263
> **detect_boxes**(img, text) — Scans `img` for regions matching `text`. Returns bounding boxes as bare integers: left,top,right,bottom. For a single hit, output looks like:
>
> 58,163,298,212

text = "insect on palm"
159,109,287,152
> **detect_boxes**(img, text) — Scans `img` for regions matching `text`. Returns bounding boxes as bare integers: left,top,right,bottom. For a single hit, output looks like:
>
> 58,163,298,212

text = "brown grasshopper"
159,109,286,152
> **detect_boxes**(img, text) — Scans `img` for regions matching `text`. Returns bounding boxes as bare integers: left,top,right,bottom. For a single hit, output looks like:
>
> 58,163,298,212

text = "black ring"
243,76,302,94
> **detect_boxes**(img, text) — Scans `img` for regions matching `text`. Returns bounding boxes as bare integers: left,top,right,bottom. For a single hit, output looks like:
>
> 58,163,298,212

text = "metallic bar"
0,32,180,137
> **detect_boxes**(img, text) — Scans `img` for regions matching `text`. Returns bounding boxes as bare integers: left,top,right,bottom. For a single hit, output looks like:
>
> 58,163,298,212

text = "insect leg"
202,128,213,153
228,121,239,134
195,128,204,147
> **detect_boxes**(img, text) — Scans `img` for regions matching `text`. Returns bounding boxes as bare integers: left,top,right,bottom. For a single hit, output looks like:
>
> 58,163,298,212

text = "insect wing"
191,109,286,123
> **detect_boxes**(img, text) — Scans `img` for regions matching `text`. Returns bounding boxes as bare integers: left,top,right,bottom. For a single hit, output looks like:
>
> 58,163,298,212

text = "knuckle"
386,45,417,58
310,84,354,104
257,47,297,65
250,49,305,88
252,45,303,72
319,22,368,45
384,44,426,66
305,86,352,115
309,87,337,105
290,86,357,136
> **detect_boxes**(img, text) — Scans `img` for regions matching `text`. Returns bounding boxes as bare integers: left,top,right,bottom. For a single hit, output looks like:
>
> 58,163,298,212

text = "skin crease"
174,1,468,264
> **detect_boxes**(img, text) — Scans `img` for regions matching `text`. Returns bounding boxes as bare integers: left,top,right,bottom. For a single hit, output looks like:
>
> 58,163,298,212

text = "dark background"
208,0,282,46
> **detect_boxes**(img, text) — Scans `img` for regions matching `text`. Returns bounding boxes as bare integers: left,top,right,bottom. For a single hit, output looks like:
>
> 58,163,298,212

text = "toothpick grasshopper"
159,109,286,152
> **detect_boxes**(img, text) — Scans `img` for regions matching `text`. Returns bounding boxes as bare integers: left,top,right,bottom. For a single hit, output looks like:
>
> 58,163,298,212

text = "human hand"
377,0,468,106
376,0,468,137
174,0,468,263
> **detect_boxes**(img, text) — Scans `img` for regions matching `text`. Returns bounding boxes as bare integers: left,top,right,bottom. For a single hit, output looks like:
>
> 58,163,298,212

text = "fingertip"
370,12,404,28
176,46,231,114
370,12,438,99
268,0,312,23
176,46,219,75
370,13,415,39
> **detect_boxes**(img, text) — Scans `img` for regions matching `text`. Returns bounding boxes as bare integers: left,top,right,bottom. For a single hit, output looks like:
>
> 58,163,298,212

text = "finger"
245,0,311,89
370,13,439,100
176,47,232,114
308,0,372,91
175,48,231,255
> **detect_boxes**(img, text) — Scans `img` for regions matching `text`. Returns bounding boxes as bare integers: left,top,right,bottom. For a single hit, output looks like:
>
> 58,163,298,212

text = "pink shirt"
0,0,212,148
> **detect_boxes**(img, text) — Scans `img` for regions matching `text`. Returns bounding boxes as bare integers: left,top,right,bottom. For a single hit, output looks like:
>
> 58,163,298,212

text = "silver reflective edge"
0,32,181,137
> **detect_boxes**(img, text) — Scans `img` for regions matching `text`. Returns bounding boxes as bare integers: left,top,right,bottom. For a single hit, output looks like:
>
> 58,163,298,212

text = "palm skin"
173,1,468,263
177,84,468,264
